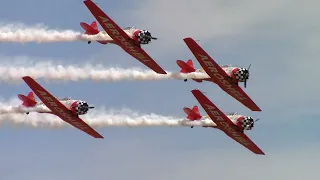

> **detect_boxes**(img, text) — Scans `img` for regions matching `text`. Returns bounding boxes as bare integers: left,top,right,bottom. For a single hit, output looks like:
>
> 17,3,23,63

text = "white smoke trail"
0,98,216,129
0,97,50,114
0,108,216,129
0,23,109,43
0,63,209,83
0,105,49,114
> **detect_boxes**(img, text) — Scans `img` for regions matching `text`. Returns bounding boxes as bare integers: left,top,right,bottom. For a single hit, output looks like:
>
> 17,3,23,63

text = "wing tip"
156,70,167,74
83,0,93,6
183,37,193,41
22,76,33,82
22,75,31,79
191,89,201,94
94,132,104,139
251,107,262,111
94,135,104,139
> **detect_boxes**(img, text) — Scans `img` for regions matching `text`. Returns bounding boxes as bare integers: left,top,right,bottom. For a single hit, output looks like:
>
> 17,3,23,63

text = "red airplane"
178,37,261,112
80,0,166,74
19,76,104,139
187,89,264,155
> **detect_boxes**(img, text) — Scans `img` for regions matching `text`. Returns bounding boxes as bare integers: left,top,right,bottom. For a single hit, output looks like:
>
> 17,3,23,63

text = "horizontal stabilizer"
18,92,37,107
183,105,202,120
177,59,196,73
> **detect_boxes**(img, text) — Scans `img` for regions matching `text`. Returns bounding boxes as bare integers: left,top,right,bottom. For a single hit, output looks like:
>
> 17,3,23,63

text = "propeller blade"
89,106,94,109
244,80,247,88
255,118,260,122
151,37,158,40
248,64,251,70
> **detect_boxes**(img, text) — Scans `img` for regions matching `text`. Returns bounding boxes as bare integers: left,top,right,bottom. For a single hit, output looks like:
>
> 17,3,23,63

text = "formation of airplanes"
3,0,265,155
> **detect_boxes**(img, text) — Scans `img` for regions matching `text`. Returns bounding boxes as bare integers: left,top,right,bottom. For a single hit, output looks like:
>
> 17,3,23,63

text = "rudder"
192,105,200,115
80,21,99,35
183,106,202,120
176,59,196,73
18,92,37,107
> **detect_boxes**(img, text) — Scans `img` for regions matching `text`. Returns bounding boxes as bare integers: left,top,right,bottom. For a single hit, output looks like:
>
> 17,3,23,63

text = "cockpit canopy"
123,26,137,31
59,97,72,101
225,112,238,116
221,64,232,68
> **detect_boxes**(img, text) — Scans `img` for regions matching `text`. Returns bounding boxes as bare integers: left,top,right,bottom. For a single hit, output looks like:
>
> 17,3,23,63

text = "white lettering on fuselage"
204,103,251,146
36,90,87,130
198,54,247,101
98,16,151,63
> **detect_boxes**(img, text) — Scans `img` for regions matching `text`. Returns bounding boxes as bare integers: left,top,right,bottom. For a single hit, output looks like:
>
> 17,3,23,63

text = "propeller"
244,64,251,88
89,106,94,109
248,117,260,129
143,31,157,41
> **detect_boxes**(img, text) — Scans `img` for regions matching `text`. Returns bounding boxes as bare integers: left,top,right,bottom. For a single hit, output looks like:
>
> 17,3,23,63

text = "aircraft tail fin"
177,59,203,83
183,105,202,120
80,21,100,35
176,59,196,73
18,92,37,107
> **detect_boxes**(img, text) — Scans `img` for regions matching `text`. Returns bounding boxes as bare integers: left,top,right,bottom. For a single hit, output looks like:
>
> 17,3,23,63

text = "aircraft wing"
22,76,104,139
184,37,261,111
83,0,167,74
191,89,265,155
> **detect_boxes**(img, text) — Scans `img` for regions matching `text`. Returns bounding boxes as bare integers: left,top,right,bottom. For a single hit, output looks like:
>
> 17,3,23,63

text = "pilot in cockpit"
221,64,231,68
123,26,136,32
59,97,72,101
225,112,237,116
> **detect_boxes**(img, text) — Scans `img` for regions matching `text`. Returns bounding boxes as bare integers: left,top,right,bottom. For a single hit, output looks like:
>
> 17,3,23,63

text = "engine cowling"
236,116,255,130
133,30,154,44
70,100,90,115
231,68,250,82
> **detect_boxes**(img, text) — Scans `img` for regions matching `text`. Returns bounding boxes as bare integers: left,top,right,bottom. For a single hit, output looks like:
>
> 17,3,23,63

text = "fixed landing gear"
184,79,187,82
88,41,91,44
191,126,194,128
26,112,29,115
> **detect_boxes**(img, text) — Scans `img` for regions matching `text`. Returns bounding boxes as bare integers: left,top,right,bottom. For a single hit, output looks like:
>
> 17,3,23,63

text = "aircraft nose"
243,116,254,130
76,101,90,115
83,101,88,107
243,69,249,78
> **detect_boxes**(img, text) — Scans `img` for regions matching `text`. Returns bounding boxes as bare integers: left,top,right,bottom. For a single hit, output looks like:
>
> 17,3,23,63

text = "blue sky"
0,0,319,179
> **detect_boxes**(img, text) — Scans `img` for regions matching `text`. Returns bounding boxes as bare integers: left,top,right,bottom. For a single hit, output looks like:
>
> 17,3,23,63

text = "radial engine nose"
234,68,250,82
75,100,90,115
241,116,255,130
136,30,157,44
